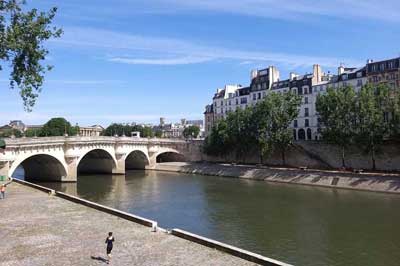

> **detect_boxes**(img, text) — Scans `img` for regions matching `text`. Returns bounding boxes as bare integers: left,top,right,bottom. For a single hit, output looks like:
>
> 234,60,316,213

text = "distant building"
204,56,395,140
79,125,104,137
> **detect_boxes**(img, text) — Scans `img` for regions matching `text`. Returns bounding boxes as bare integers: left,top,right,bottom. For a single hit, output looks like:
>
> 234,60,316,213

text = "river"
18,169,400,266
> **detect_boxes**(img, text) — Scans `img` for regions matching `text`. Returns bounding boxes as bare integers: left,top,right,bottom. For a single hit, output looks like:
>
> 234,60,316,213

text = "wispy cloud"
54,27,363,68
108,56,212,65
148,0,400,22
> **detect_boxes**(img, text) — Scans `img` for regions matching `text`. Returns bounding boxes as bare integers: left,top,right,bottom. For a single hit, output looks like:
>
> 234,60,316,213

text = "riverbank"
1,181,290,266
154,162,400,194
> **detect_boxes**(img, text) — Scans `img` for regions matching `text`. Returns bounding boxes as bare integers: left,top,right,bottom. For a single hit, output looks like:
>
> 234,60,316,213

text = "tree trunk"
372,146,376,171
281,149,286,166
341,146,346,169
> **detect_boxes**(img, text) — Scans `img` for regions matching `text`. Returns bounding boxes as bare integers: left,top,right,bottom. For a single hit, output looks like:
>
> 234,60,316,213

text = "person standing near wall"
0,184,6,199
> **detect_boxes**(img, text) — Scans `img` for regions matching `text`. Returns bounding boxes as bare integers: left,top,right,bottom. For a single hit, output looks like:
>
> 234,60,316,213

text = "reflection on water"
29,170,400,266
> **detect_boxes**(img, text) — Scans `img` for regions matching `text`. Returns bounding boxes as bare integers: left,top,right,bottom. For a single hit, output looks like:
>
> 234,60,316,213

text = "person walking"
0,184,5,199
105,232,115,264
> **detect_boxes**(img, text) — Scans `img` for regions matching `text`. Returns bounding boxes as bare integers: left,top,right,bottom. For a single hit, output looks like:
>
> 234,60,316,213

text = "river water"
27,170,400,266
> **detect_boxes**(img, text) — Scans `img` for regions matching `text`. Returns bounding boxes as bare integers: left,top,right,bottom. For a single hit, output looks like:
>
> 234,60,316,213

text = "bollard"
151,222,158,232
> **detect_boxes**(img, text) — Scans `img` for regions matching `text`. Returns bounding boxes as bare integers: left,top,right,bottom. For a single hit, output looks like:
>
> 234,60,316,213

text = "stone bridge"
0,136,203,182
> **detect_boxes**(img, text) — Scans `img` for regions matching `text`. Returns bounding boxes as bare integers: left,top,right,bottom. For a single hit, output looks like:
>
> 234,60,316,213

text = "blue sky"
1,0,400,126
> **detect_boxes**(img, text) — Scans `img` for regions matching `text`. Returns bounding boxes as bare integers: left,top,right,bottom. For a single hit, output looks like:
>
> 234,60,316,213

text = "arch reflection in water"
156,152,185,163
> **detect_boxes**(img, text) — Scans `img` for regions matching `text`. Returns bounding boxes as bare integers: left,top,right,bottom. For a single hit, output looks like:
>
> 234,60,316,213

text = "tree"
316,86,357,168
265,92,301,165
225,107,256,162
40,117,78,137
1,0,62,111
183,125,200,139
203,119,230,158
355,84,391,170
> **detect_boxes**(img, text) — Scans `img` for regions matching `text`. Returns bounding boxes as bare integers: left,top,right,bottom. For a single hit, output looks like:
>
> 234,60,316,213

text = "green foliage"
39,117,78,137
0,128,22,138
102,123,154,138
1,0,62,111
183,125,200,139
203,119,229,157
253,92,301,164
24,128,40,137
316,86,357,167
317,83,397,170
204,92,301,165
355,84,391,170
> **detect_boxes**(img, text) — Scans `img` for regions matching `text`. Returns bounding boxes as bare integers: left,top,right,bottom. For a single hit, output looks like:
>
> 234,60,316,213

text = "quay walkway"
0,182,288,266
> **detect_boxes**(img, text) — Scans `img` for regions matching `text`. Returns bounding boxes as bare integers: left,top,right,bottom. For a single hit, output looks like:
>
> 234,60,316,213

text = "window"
357,72,362,78
229,100,231,106
372,65,377,72
253,93,256,100
388,62,394,69
258,92,261,99
236,99,239,105
220,101,223,106
304,87,308,94
240,97,247,104
294,120,298,128
263,92,266,98
257,84,261,90
304,97,309,104
305,119,309,127
342,74,348,80
357,79,363,87
380,63,385,71
305,108,309,117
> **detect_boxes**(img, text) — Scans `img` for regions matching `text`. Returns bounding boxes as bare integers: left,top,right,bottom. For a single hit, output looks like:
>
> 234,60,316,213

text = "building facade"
204,57,394,140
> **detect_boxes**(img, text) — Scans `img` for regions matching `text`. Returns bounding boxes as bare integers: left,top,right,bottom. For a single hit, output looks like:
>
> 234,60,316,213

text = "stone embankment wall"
201,141,400,172
155,162,400,194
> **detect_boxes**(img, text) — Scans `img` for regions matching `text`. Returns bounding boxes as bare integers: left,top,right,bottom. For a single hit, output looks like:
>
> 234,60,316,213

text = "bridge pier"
113,155,126,175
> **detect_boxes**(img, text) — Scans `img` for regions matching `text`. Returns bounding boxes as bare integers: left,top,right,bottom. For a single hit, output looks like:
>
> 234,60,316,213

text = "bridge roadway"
0,182,263,266
0,136,202,182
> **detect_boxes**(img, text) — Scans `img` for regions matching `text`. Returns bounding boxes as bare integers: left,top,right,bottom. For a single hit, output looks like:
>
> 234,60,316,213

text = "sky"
1,0,400,126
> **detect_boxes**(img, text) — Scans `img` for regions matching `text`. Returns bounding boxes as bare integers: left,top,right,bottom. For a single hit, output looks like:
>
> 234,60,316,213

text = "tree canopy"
1,0,62,111
102,123,155,138
39,117,78,137
183,125,200,139
204,91,301,165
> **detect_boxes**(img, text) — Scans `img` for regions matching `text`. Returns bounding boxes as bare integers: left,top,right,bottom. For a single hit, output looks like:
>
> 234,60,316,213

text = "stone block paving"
0,183,258,266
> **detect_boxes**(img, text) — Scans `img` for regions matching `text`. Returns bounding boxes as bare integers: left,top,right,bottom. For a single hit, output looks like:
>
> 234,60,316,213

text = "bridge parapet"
0,136,203,182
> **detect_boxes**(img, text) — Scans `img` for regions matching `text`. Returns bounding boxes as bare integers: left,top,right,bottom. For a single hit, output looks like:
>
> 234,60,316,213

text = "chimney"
338,64,345,75
313,64,322,84
290,72,298,80
367,59,373,64
251,69,258,80
268,66,280,84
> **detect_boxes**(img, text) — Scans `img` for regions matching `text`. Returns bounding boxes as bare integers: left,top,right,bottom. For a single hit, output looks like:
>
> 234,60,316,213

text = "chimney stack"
290,72,298,80
338,65,345,75
313,64,322,84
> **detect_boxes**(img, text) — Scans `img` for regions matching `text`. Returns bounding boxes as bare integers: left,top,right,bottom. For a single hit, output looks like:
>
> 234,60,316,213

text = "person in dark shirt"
105,232,115,264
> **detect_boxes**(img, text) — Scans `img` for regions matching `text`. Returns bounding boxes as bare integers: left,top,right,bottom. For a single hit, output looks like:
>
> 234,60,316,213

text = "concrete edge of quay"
171,229,293,266
153,162,400,195
9,177,291,266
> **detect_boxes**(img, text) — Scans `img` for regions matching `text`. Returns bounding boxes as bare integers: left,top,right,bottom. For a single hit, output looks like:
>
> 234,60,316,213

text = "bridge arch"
155,149,186,163
125,150,150,170
77,149,117,174
10,154,68,182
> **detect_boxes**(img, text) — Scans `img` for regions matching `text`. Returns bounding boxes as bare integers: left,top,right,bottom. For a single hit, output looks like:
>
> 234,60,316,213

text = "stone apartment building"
203,56,400,140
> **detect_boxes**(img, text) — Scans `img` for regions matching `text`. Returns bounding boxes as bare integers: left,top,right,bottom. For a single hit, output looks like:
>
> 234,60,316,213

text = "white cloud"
148,0,400,22
55,27,363,68
108,56,212,65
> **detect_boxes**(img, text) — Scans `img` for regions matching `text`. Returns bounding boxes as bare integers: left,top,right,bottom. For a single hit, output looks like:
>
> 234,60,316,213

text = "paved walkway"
0,182,258,266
